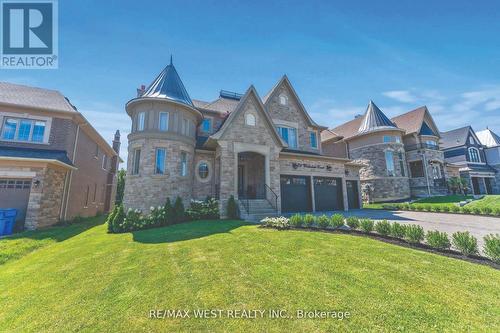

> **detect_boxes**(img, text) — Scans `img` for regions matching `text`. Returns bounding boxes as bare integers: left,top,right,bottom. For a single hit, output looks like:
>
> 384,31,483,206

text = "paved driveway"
306,209,500,250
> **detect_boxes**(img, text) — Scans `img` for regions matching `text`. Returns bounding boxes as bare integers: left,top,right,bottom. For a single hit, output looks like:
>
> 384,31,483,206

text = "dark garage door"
346,180,360,209
0,179,32,223
314,177,343,211
280,175,312,213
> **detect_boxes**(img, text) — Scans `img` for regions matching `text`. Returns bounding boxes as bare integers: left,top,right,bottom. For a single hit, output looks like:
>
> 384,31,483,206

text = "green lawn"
466,195,500,210
1,218,499,332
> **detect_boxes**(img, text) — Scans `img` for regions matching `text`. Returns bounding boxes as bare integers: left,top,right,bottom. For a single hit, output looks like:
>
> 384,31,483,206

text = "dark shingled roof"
281,148,321,156
0,146,74,166
440,126,472,149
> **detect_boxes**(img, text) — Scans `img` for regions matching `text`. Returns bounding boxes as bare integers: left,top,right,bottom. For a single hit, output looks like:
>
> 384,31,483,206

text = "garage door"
280,175,312,213
346,180,360,209
313,177,343,211
0,179,32,222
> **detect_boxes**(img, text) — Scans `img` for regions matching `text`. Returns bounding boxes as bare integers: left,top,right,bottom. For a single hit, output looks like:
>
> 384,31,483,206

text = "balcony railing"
405,143,440,151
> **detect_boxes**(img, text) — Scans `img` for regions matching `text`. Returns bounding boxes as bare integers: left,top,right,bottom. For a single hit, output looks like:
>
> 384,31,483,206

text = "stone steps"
238,199,277,223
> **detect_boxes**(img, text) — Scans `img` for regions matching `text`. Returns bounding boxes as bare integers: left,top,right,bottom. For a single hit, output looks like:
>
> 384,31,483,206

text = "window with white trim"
1,117,46,142
277,126,298,149
279,94,287,105
468,147,481,163
245,113,256,126
155,148,166,174
180,152,187,176
137,112,145,131
159,112,169,131
385,150,395,176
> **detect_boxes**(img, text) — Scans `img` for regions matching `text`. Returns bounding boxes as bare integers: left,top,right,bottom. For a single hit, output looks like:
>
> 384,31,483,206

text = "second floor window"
137,112,145,131
155,148,166,174
468,147,481,163
385,150,395,176
383,135,401,143
425,140,438,148
277,126,297,149
201,118,211,132
102,155,107,170
1,118,46,142
310,131,318,149
180,152,187,176
132,149,141,175
159,112,169,131
398,152,405,177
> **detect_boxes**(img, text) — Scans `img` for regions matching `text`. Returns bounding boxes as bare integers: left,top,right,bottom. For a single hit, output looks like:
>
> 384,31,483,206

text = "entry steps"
237,199,278,223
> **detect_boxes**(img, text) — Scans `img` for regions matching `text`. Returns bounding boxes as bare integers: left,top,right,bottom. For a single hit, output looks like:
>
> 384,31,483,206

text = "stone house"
441,126,498,195
123,60,363,220
0,82,121,230
323,104,453,202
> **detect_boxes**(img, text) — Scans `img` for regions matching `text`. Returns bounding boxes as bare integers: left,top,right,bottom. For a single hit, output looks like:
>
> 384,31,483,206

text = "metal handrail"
264,184,278,215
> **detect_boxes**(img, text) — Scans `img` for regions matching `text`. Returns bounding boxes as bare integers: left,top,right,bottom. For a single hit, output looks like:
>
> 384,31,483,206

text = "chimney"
111,130,121,173
136,84,146,97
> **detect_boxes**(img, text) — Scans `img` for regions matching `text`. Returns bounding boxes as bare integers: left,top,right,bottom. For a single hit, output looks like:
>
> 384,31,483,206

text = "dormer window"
201,118,212,132
279,94,287,106
245,113,256,126
468,147,481,163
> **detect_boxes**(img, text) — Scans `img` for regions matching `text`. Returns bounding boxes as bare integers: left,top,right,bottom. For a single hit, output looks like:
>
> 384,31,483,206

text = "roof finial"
170,54,173,65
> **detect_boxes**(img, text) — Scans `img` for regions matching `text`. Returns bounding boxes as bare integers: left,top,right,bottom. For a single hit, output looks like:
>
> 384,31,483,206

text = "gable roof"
391,106,440,138
329,117,364,140
263,75,326,129
358,101,397,133
440,126,481,149
208,85,285,147
0,82,77,113
476,128,500,148
320,129,343,143
141,60,193,106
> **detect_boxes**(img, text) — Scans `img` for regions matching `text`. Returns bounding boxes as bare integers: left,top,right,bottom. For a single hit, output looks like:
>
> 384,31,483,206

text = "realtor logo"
1,0,58,68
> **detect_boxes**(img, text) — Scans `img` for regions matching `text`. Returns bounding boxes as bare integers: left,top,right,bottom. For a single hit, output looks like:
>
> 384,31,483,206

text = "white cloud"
382,90,417,103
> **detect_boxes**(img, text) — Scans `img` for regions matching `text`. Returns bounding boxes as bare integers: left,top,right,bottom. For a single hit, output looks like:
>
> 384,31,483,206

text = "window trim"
131,148,141,175
245,113,256,126
180,151,188,177
0,115,50,144
310,131,318,149
468,147,481,163
385,150,395,177
154,148,167,175
278,94,288,106
102,154,107,170
137,112,145,131
159,112,169,131
196,160,212,183
277,125,298,149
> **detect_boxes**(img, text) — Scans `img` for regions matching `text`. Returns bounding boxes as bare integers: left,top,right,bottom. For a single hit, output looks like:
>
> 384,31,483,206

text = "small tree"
459,177,469,195
447,177,460,195
106,205,118,233
115,169,126,205
226,195,239,219
173,197,185,223
111,204,126,233
163,198,173,225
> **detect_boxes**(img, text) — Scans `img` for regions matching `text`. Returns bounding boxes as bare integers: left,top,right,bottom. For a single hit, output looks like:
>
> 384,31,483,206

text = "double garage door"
280,175,346,213
0,179,32,223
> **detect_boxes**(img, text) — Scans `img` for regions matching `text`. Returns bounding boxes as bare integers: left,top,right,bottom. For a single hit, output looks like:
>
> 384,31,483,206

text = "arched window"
245,113,256,126
279,94,287,106
468,147,481,163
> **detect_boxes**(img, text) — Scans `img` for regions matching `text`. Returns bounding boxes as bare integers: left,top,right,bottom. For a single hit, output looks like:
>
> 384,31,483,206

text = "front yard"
1,217,499,332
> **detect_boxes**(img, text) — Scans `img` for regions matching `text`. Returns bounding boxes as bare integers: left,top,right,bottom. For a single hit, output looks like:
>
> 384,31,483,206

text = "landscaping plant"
441,205,450,212
360,218,374,233
461,206,471,214
471,207,481,215
173,197,186,223
261,216,290,230
164,198,173,225
426,231,451,250
289,214,304,227
106,205,118,233
450,205,460,213
330,214,345,228
226,195,239,219
481,206,492,215
390,222,406,238
452,231,478,256
483,234,500,264
494,208,500,216
375,220,391,236
404,224,425,244
345,216,359,229
303,214,316,227
110,204,126,233
317,215,330,228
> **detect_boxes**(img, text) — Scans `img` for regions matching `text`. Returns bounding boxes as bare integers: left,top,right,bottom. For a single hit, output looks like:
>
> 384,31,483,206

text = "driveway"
305,209,500,250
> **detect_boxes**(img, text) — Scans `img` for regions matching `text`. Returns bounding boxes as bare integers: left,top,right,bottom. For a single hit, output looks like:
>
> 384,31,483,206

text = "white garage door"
0,179,32,222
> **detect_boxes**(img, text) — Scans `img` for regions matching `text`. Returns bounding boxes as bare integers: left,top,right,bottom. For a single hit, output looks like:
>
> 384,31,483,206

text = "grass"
466,195,500,210
1,218,500,332
364,195,475,210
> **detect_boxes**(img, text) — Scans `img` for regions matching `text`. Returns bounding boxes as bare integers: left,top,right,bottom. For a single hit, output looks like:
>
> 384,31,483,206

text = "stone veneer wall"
192,151,217,200
406,148,448,197
25,166,66,230
350,142,410,202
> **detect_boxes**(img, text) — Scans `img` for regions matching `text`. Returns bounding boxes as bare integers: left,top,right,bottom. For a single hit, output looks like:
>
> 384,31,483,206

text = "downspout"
63,124,80,220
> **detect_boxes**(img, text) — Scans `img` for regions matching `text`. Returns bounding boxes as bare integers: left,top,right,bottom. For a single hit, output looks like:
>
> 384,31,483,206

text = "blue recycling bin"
0,209,17,236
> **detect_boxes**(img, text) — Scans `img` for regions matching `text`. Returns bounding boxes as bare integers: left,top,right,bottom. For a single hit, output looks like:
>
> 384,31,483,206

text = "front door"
238,165,245,198
346,180,360,209
471,177,481,194
485,178,493,194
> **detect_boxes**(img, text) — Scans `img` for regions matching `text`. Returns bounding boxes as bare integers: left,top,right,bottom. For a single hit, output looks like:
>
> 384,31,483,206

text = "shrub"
408,204,415,211
226,195,239,219
375,220,391,236
289,214,304,227
481,206,492,215
149,205,165,227
423,204,432,212
163,198,173,225
431,205,441,212
471,207,481,215
106,205,118,233
317,215,330,228
450,205,460,213
441,205,450,212
303,214,316,227
346,216,359,229
461,206,471,214
186,197,220,221
330,214,345,228
426,230,451,250
390,222,406,238
494,208,500,216
110,204,126,233
483,234,500,264
415,205,424,211
404,225,425,244
452,231,478,256
173,197,185,223
401,203,410,210
360,218,374,233
261,216,290,230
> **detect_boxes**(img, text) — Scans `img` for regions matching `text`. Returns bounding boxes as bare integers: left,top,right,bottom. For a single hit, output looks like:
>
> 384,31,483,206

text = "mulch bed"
260,225,500,270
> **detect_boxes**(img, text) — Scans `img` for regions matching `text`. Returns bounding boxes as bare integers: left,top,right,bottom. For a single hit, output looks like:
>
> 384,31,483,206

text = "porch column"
310,175,316,212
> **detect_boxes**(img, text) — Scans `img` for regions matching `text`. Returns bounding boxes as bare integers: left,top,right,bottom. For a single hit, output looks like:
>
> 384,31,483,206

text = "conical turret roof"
358,101,397,133
142,57,193,106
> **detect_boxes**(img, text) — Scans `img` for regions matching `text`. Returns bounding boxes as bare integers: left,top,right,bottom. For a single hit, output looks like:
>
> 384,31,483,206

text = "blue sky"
2,0,500,162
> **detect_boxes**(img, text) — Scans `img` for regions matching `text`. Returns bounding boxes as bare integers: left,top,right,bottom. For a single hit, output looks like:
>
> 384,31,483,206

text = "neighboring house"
475,128,500,194
0,82,121,230
323,104,454,202
441,126,497,195
123,60,363,220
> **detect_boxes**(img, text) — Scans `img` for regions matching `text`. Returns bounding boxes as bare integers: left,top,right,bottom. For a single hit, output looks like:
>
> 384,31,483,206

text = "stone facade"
406,148,448,197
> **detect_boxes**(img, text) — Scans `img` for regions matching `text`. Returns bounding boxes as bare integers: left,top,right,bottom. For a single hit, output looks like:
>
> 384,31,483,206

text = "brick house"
0,82,121,230
323,104,456,203
123,60,363,220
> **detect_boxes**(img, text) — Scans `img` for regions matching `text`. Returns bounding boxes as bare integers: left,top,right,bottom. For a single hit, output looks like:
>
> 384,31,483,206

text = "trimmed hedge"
380,202,498,216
